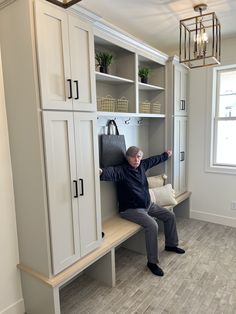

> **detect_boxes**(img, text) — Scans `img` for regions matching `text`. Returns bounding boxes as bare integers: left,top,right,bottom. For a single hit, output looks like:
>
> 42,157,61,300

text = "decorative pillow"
149,184,177,207
147,174,167,188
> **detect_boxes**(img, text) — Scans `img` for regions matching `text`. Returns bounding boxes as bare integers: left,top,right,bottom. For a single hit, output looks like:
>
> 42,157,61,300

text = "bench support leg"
174,198,190,218
86,249,116,287
20,271,60,314
122,230,146,255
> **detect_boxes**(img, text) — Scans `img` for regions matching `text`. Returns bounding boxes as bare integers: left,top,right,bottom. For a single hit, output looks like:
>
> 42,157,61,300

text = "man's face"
127,151,143,168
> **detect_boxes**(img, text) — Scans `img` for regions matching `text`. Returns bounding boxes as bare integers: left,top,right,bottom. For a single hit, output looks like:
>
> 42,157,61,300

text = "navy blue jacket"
100,152,168,211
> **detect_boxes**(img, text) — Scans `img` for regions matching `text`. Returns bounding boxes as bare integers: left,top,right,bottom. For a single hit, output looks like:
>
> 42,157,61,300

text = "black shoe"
165,246,185,254
147,262,164,276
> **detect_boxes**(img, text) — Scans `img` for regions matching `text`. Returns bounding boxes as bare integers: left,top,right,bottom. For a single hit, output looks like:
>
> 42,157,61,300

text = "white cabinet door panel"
173,116,187,196
174,65,188,116
179,117,187,193
74,112,101,255
35,2,72,110
43,111,80,274
69,16,96,111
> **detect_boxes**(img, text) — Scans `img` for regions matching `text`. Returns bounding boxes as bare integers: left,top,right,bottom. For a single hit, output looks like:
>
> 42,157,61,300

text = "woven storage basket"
97,97,103,111
151,103,161,114
140,100,151,113
116,96,128,112
101,95,116,112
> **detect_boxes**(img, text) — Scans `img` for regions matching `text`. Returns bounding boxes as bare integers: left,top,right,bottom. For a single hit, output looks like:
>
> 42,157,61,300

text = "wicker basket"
97,97,103,111
151,103,161,114
140,100,151,113
116,96,128,112
100,95,116,112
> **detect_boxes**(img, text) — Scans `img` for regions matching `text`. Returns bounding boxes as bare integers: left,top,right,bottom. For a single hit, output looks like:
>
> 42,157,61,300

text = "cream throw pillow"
147,174,167,188
149,184,177,206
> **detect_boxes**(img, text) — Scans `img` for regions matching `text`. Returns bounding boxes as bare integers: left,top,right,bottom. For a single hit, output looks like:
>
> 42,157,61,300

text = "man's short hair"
126,146,143,157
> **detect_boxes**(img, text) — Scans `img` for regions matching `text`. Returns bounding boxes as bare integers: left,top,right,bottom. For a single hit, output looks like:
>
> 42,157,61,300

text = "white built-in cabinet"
35,1,96,111
0,0,101,279
43,111,101,274
173,116,188,196
174,64,188,115
167,57,189,196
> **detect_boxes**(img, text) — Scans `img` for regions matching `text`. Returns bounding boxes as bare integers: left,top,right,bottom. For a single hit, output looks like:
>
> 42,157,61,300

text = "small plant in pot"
138,67,151,84
95,51,113,74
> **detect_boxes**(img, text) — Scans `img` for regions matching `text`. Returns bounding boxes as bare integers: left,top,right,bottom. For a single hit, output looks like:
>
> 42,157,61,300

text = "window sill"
205,164,236,175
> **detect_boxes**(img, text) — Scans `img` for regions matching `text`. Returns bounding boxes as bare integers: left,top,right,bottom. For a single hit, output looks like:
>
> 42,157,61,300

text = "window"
212,65,236,170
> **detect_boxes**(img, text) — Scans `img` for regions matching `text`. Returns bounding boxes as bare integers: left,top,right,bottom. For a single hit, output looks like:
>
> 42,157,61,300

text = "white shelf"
138,82,164,91
96,72,134,84
97,111,165,118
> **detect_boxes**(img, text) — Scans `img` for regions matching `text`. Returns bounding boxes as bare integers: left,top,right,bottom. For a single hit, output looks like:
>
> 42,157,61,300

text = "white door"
69,16,96,111
73,112,101,256
173,116,187,196
42,111,80,274
35,1,72,110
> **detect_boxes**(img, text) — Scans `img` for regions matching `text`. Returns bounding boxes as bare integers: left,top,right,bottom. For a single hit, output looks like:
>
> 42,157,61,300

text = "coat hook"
125,118,131,124
137,118,143,124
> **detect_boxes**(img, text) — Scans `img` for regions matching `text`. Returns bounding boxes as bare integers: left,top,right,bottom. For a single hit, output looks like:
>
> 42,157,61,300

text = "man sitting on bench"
99,146,185,277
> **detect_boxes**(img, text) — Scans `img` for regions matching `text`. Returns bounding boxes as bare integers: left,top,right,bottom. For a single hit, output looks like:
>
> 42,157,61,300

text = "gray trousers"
120,202,178,264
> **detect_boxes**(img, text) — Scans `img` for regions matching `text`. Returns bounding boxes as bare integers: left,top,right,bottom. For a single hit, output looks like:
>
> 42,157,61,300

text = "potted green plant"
138,67,151,84
95,51,113,74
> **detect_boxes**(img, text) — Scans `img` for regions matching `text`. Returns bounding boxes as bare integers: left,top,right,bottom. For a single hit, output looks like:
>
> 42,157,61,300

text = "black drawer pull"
79,178,84,196
67,79,72,99
73,180,78,198
180,151,185,161
74,80,79,100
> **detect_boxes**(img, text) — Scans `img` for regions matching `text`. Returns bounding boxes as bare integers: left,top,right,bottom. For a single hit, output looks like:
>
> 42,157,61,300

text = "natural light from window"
213,66,236,168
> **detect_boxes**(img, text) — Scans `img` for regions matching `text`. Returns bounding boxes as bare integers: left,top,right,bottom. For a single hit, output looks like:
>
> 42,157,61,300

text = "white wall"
189,37,236,227
0,49,24,314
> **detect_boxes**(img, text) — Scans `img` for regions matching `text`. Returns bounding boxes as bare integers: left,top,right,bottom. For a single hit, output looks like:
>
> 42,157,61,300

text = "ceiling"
78,0,236,55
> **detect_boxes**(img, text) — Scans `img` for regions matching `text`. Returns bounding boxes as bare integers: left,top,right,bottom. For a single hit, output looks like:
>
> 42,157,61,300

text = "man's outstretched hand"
166,150,172,157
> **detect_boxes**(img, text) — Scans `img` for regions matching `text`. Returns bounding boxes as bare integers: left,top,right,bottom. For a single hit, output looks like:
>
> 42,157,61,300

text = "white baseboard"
0,299,25,314
190,210,236,228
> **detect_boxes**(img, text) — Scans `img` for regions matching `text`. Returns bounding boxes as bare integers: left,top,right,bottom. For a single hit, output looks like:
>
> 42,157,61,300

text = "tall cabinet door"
74,112,101,256
69,16,96,111
174,65,188,116
43,111,80,274
173,116,187,196
35,1,72,110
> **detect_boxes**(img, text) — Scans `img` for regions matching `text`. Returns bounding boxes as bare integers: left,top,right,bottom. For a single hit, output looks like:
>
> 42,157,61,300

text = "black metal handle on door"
180,151,185,161
79,178,84,196
67,79,72,99
73,180,78,198
74,80,79,100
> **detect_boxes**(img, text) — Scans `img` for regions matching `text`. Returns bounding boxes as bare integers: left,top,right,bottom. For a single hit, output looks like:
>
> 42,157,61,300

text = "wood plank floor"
60,218,236,314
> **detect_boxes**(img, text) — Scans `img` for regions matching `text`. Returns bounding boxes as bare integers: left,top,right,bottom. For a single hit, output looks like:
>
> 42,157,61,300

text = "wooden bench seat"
18,191,191,287
17,191,191,314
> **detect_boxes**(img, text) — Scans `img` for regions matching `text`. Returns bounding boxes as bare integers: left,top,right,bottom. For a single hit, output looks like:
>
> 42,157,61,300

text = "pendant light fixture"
46,0,82,9
179,4,221,69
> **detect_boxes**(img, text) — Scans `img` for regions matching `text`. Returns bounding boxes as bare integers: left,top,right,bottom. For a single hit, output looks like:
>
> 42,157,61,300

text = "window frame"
205,64,236,175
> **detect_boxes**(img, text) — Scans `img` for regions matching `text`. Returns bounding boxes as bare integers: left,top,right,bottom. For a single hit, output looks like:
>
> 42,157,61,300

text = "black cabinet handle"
79,178,84,196
74,80,79,100
73,180,78,198
180,100,186,111
67,79,72,99
180,151,185,161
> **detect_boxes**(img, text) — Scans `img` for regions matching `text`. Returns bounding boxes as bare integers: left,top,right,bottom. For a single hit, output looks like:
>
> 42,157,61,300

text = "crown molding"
71,4,168,64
